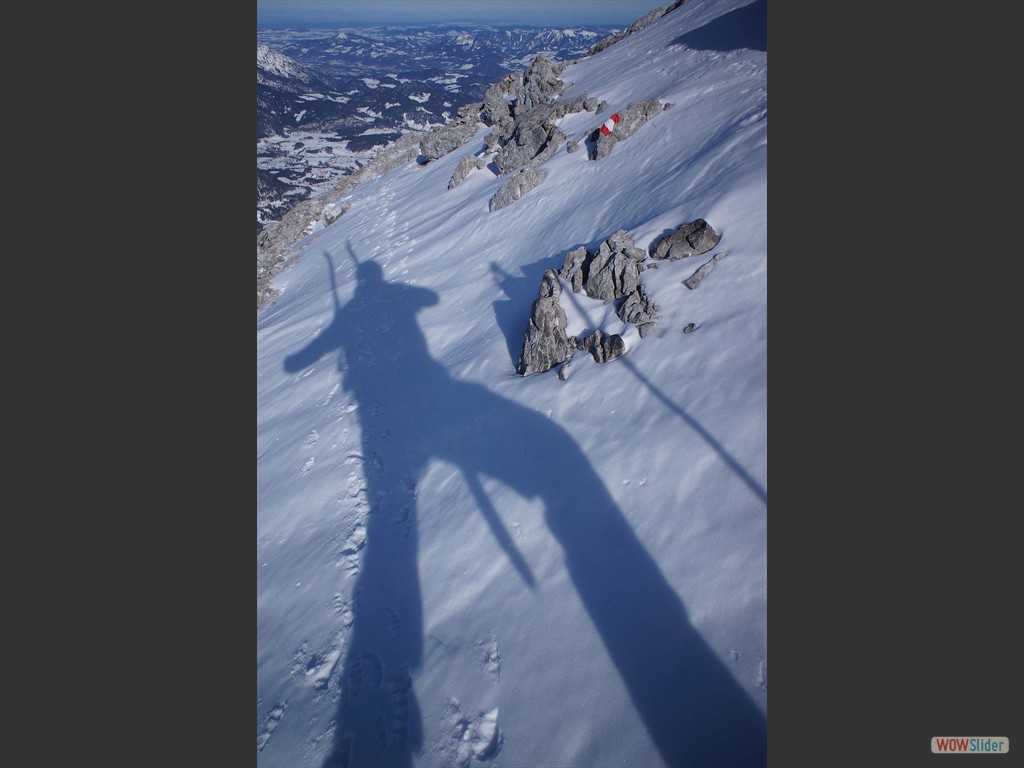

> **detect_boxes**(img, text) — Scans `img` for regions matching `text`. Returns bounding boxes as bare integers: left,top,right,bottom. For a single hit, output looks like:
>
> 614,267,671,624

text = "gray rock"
590,98,667,160
650,219,722,260
592,132,618,160
566,140,579,153
558,362,571,381
321,201,351,227
489,169,548,211
682,322,700,334
556,231,646,302
481,74,519,127
559,245,588,293
582,231,644,302
527,126,566,169
683,262,713,290
494,111,564,174
576,329,626,363
420,123,479,161
516,56,564,115
448,153,488,190
517,268,575,376
583,96,598,112
617,281,658,327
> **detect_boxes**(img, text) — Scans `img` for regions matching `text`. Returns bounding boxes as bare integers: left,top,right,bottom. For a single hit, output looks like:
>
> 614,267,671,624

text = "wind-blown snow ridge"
258,1,767,766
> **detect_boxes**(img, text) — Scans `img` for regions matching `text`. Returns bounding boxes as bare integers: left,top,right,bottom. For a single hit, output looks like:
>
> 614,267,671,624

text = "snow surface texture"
257,1,767,766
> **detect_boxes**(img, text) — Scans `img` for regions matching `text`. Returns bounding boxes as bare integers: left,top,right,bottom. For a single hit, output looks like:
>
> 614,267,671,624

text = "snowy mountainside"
257,24,617,232
258,44,331,87
258,1,767,766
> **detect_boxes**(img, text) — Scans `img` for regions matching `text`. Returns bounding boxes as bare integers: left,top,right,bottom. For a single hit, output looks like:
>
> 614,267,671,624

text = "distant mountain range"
256,24,617,232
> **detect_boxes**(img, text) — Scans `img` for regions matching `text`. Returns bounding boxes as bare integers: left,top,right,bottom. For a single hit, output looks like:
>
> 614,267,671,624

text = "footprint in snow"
305,631,346,690
257,701,287,753
441,699,502,766
480,638,500,681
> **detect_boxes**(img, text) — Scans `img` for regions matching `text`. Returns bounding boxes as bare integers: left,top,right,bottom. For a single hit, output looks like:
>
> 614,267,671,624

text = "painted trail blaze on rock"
599,113,621,136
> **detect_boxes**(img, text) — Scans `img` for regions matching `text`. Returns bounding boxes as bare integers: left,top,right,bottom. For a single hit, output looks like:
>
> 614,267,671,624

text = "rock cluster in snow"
517,221,724,376
473,55,602,206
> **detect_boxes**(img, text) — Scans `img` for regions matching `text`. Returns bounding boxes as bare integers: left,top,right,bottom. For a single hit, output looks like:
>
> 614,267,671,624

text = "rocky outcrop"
321,201,351,227
483,56,598,173
617,282,658,337
490,169,548,211
420,123,480,162
516,269,575,376
683,250,729,290
559,229,647,303
481,74,519,129
514,219,724,375
650,218,721,260
448,153,489,190
592,98,672,160
515,55,566,115
576,329,626,363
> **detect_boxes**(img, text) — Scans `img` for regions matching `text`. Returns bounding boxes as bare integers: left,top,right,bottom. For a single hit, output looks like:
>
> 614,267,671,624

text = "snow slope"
257,1,767,766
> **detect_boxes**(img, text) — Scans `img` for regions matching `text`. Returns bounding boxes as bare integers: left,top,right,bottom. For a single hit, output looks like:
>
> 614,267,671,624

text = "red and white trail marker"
599,113,621,136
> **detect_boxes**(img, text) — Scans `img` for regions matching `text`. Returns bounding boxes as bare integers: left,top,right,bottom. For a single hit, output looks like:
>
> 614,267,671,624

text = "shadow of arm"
283,328,339,373
463,470,535,589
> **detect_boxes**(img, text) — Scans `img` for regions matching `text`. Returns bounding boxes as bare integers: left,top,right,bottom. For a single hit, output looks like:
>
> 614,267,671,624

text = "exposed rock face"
448,154,489,190
516,269,575,376
420,123,480,161
560,246,588,293
651,218,721,260
515,56,565,115
559,229,646,302
576,329,626,363
592,98,671,160
483,56,598,172
321,201,351,227
617,282,658,336
683,250,729,290
481,74,519,128
526,126,567,169
494,114,554,174
490,169,548,211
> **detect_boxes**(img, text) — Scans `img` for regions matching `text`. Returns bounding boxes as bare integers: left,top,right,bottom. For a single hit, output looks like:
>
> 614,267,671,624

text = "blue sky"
257,0,670,27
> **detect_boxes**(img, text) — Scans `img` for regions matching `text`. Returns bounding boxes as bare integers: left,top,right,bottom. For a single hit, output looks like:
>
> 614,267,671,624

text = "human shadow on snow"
283,248,767,768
